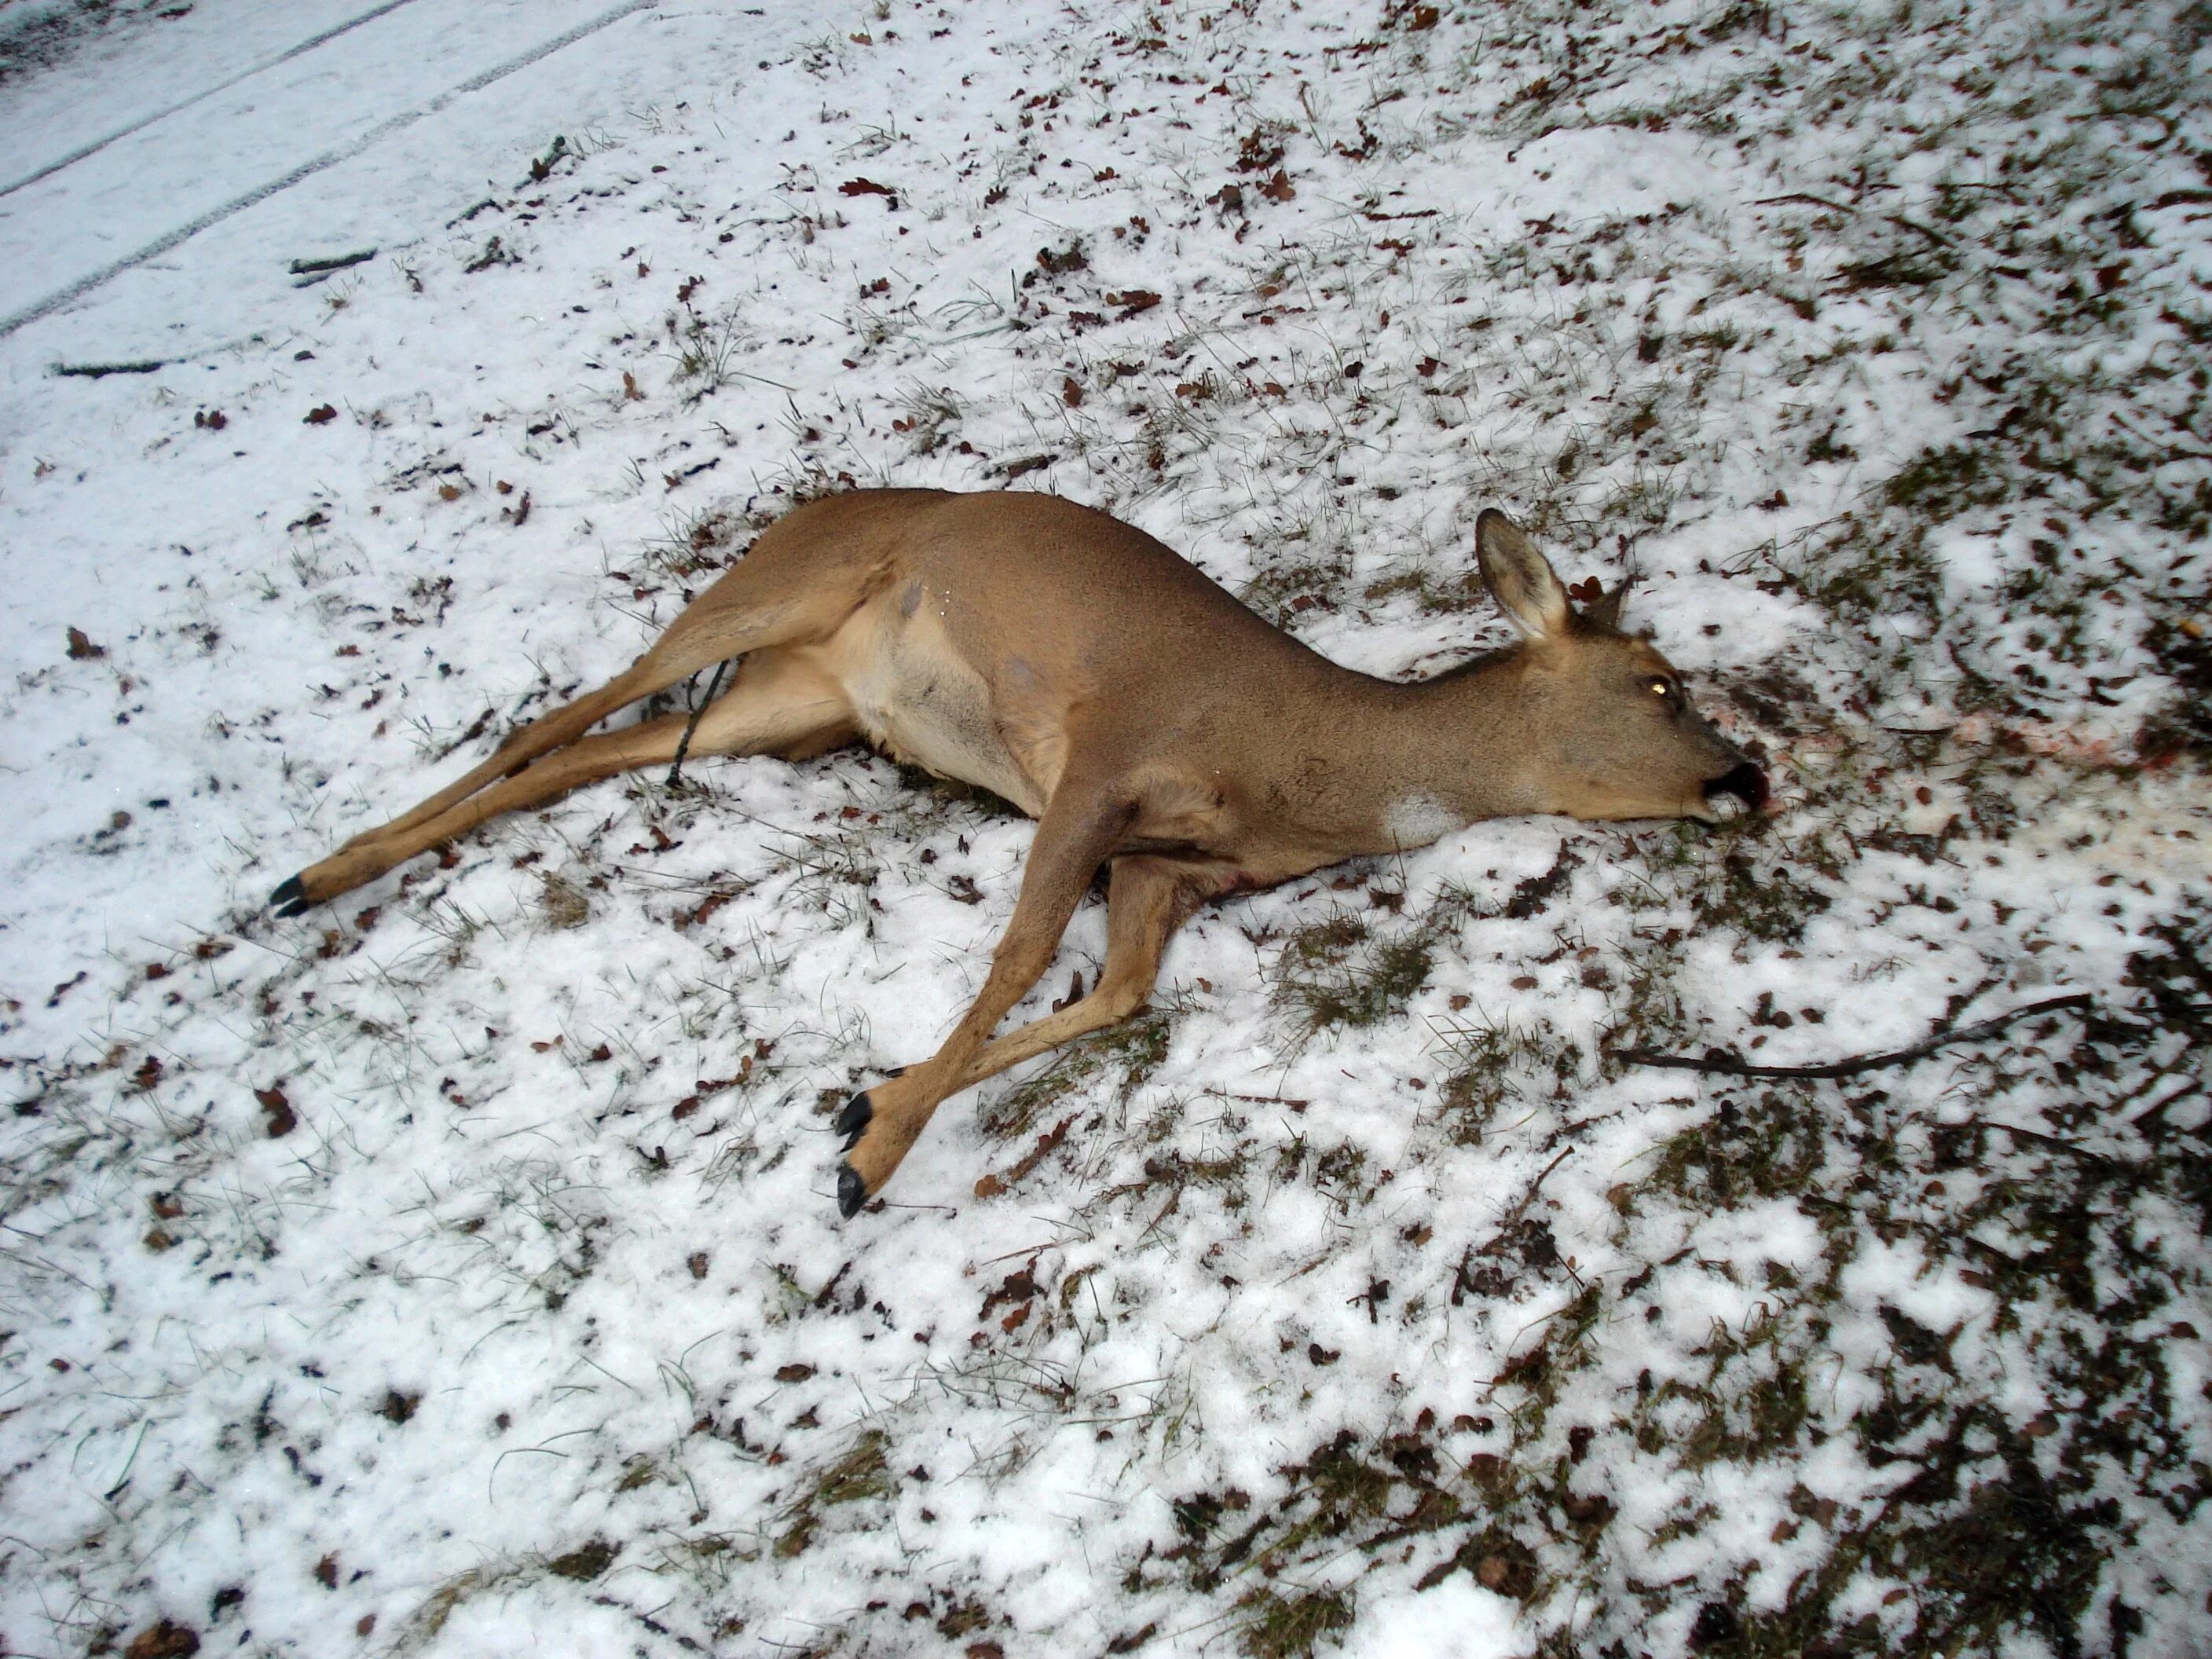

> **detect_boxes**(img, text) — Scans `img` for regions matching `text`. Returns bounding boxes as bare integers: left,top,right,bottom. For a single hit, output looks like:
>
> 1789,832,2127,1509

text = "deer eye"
1648,676,1675,699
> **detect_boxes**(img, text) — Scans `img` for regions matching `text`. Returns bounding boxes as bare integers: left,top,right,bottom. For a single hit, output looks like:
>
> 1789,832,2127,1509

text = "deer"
269,489,1767,1217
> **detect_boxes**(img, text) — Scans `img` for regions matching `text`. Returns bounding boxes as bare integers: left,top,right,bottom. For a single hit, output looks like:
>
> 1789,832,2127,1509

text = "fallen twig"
1619,993,2094,1082
1976,1119,2115,1165
1753,191,1859,215
53,359,163,377
1752,191,1954,248
664,657,735,786
1497,1146,1575,1229
287,247,376,276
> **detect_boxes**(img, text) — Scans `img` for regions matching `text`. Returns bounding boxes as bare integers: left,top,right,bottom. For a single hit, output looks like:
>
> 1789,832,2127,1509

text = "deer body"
272,489,1766,1215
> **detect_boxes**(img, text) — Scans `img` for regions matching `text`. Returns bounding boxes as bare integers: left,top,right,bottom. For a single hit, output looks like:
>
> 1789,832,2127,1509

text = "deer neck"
1279,652,1554,856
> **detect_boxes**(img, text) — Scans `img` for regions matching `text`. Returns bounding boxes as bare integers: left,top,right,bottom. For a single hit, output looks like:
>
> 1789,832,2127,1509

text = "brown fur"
273,489,1763,1214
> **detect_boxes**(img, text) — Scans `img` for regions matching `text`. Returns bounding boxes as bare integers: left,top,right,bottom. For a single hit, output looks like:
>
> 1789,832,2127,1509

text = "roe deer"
270,489,1767,1215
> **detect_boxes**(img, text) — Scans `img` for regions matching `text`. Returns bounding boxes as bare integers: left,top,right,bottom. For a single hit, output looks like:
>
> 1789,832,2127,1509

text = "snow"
1351,1574,1521,1659
1,0,2209,1656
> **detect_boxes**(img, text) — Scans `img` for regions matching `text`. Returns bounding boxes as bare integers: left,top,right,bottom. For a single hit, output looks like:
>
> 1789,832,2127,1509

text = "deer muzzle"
1701,760,1770,817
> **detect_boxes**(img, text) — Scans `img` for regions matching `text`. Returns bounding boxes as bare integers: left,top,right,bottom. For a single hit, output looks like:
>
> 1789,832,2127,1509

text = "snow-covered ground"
2,1,2208,1655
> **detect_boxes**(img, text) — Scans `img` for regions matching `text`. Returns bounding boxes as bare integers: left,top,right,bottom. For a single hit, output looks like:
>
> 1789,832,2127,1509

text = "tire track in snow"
0,0,658,342
0,0,427,202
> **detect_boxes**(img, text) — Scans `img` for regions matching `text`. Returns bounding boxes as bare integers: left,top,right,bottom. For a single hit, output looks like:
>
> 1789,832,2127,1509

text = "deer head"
1474,510,1768,823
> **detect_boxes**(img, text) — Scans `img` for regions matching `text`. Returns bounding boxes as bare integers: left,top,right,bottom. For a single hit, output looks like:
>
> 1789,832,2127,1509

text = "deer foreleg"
939,855,1214,1090
834,784,1137,1216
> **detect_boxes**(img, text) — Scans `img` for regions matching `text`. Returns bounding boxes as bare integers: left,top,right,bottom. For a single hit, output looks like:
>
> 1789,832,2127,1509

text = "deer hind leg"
832,787,1144,1217
273,544,878,914
276,647,858,908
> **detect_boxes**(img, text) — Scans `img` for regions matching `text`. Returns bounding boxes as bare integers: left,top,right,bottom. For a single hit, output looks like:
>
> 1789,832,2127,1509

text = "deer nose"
1702,761,1768,812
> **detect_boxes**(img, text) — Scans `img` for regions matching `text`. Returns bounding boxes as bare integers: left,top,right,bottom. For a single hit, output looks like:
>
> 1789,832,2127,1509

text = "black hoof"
834,1091,873,1151
269,875,310,918
837,1163,868,1219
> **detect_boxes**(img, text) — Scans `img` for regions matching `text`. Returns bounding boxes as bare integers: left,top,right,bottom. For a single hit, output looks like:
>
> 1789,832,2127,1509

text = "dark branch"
287,247,377,276
1618,994,2095,1082
53,359,164,377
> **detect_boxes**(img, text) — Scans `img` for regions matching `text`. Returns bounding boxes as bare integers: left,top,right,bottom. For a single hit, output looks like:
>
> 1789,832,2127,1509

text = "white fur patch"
1384,794,1461,848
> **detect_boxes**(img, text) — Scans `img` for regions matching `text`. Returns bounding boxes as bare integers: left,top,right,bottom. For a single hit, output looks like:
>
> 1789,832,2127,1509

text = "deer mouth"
1700,761,1770,819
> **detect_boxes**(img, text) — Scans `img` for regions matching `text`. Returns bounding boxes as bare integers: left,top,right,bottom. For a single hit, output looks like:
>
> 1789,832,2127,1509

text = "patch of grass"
888,381,964,456
396,1562,531,1645
1635,1089,1827,1211
1361,566,1485,615
0,0,135,85
1270,1137,1374,1214
1271,910,1437,1038
1154,1426,1467,1599
668,307,757,401
1679,323,1743,353
636,505,742,580
980,1008,1174,1141
1691,841,1834,945
1676,1396,2165,1658
1738,512,1946,663
1240,553,1353,630
1102,1143,1252,1217
1135,1378,1598,1628
765,825,880,925
1633,1299,1821,1469
772,1430,895,1558
1582,914,2211,1651
1429,1011,1569,1144
545,1536,618,1580
1591,932,1690,1070
1236,1587,1354,1658
1882,444,2010,520
537,872,591,930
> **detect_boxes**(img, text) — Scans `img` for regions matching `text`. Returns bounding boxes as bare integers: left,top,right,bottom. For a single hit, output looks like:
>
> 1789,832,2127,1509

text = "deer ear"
1477,510,1570,640
1584,576,1632,631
